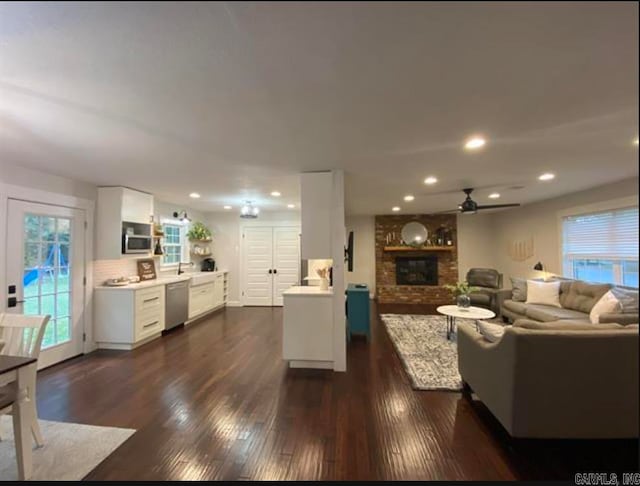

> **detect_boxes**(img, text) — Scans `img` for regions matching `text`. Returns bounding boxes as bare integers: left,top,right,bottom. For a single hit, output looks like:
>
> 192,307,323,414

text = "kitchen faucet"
177,261,194,275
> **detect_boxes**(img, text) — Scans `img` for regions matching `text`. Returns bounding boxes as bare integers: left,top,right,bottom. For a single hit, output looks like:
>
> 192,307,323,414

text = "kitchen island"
282,285,334,369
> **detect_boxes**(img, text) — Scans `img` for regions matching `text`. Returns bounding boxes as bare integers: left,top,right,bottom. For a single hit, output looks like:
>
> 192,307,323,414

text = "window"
562,206,638,287
162,223,183,265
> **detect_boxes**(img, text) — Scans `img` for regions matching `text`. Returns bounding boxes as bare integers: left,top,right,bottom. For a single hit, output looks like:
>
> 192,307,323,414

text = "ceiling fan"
442,188,520,214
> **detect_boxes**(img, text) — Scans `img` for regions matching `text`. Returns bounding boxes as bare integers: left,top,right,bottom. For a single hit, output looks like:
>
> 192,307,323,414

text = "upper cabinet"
97,187,154,260
301,171,332,259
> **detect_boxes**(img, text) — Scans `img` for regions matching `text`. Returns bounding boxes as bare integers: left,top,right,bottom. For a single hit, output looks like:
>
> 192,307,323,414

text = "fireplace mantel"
383,246,456,252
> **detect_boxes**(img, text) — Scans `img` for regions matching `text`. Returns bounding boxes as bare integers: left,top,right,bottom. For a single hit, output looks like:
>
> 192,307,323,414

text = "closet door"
243,227,274,306
272,227,301,306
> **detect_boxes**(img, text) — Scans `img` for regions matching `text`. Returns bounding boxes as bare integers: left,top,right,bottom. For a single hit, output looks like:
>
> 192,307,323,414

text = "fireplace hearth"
396,256,438,286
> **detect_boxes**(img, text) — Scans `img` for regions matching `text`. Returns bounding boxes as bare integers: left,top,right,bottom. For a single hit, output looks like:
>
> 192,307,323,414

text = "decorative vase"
319,277,330,291
457,293,471,309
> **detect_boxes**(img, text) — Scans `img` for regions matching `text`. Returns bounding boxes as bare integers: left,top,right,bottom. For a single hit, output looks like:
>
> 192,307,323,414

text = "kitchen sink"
188,272,218,286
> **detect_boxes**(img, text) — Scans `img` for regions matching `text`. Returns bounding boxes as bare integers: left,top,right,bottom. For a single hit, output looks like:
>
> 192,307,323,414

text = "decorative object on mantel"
136,258,157,281
383,245,455,252
443,281,479,309
316,267,330,291
508,236,534,262
401,221,428,247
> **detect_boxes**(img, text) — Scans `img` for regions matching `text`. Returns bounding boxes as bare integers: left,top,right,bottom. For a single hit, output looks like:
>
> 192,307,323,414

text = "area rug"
381,313,489,391
0,416,135,481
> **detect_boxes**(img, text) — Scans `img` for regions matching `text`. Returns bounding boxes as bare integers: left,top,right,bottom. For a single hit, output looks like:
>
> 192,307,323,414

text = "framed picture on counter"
137,258,157,281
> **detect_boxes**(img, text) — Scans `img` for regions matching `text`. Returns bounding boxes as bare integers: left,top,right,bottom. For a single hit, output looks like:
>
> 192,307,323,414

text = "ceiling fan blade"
476,203,521,210
430,208,461,214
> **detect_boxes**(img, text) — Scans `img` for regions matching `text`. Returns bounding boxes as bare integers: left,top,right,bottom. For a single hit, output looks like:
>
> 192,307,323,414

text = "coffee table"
436,305,496,341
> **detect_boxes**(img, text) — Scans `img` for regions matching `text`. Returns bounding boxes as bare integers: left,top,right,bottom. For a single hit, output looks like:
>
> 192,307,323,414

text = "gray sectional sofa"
498,278,638,325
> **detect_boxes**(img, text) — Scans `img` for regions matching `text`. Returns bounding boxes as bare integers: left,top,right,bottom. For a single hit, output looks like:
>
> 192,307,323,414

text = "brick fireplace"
375,214,458,304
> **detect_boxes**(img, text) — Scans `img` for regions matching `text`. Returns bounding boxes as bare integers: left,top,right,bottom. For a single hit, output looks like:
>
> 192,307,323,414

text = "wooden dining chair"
0,313,50,447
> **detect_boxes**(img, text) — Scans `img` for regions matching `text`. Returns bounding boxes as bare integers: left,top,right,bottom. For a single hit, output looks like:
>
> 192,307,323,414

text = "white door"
6,200,86,369
272,227,301,306
243,227,274,306
242,226,300,306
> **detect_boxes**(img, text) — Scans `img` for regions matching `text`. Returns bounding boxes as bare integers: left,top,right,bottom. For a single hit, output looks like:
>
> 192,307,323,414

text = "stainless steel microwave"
122,233,152,254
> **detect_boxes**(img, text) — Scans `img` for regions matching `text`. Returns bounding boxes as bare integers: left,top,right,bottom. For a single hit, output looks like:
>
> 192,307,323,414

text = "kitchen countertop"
95,270,227,291
282,285,333,297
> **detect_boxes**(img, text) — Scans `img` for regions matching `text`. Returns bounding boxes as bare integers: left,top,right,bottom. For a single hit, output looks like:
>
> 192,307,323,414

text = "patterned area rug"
0,416,135,481
381,313,480,391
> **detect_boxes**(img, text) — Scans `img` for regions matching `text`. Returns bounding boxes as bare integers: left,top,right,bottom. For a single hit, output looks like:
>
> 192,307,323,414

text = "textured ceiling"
0,2,637,214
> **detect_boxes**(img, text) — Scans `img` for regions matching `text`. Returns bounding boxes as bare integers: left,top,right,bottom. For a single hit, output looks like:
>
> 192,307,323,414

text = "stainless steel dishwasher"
165,280,189,331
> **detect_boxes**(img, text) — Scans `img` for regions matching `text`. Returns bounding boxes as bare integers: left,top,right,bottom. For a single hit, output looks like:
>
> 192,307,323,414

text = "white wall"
491,177,639,285
345,215,376,296
0,160,97,201
208,210,301,305
456,212,496,281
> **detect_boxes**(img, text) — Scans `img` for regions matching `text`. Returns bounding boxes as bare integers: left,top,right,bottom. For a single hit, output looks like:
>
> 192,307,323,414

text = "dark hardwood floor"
35,303,638,480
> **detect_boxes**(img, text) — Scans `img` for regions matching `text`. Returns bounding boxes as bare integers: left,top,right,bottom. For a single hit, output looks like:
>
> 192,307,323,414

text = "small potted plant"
443,281,479,309
187,222,212,241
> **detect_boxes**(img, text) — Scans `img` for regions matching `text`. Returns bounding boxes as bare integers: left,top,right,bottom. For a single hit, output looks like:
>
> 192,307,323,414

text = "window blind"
562,206,639,260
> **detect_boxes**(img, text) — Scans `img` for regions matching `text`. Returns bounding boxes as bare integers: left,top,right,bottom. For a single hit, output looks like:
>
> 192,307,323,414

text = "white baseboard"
288,360,333,369
226,301,242,307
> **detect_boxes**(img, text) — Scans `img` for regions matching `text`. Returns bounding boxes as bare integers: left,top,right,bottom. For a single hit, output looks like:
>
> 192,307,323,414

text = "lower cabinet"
95,285,165,350
188,273,227,321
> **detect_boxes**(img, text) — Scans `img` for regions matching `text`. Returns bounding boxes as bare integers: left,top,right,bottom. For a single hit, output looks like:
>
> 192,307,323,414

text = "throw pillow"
526,280,561,308
510,277,527,302
477,320,505,343
610,287,639,314
589,290,621,324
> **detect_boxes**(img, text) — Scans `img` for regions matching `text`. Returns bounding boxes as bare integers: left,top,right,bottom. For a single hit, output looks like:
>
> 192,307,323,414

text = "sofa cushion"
524,304,588,322
526,280,561,307
503,299,527,315
467,268,501,289
510,277,527,302
477,320,505,342
590,290,621,324
610,287,639,314
513,320,625,331
561,281,611,313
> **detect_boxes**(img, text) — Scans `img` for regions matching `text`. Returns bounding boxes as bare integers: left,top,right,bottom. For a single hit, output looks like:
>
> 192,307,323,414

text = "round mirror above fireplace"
401,222,428,246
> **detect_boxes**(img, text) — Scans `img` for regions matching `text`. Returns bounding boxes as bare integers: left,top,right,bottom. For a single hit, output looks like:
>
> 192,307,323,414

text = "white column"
330,170,346,372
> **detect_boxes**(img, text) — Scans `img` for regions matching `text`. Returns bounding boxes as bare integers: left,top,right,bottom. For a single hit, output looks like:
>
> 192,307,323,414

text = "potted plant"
187,222,212,241
443,281,479,309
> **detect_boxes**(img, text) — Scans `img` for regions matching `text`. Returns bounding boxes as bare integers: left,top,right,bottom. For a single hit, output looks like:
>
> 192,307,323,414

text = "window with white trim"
562,206,638,287
162,223,183,266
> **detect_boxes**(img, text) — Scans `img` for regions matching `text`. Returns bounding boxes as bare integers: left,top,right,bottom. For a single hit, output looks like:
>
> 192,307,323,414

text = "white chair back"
0,313,50,359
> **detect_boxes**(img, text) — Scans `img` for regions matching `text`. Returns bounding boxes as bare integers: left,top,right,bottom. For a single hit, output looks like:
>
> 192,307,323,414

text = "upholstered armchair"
466,268,503,314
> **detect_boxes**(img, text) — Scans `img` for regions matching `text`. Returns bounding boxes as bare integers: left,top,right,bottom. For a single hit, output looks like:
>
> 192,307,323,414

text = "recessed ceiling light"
287,204,295,209
634,137,639,146
404,195,415,202
392,206,401,212
464,136,486,150
223,205,232,210
538,173,555,181
424,176,438,185
189,192,201,199
270,191,281,197
488,193,501,199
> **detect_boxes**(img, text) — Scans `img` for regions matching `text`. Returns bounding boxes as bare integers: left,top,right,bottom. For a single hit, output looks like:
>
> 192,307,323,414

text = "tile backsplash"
93,258,159,285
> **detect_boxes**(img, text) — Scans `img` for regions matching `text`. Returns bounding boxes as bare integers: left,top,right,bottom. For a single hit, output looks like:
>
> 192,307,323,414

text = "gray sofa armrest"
495,289,513,316
599,312,639,325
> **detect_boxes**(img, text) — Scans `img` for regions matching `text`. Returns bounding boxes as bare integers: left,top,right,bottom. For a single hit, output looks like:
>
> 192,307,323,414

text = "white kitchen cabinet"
187,271,228,321
301,171,332,259
96,186,154,259
95,284,165,350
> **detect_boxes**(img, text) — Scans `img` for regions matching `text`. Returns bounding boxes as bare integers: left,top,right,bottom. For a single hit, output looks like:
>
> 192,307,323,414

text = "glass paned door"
6,200,85,369
22,214,73,349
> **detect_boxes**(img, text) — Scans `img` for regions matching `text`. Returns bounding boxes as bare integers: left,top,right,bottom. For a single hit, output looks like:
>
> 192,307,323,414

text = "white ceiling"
0,2,637,215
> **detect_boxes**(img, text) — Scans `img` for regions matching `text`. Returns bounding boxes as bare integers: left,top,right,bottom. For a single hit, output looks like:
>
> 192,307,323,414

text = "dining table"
0,355,37,481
